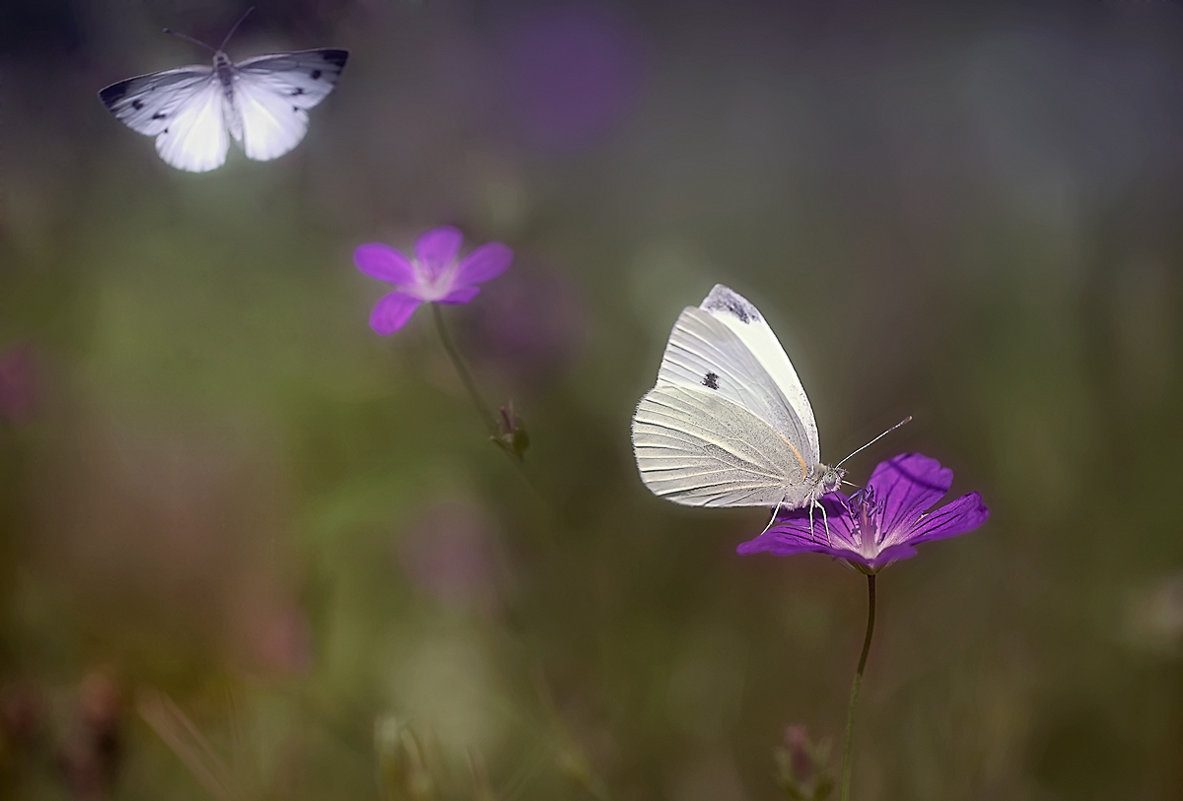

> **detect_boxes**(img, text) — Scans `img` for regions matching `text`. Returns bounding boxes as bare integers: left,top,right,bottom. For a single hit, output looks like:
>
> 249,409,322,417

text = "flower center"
848,487,882,556
413,255,459,301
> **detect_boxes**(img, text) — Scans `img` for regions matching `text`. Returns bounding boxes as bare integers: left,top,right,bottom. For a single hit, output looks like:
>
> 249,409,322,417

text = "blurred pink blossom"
397,502,506,615
0,345,38,424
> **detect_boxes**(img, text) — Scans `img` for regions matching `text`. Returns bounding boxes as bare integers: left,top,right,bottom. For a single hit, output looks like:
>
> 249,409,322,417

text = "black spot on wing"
290,87,305,96
151,112,166,120
132,99,145,110
703,371,719,389
310,69,322,80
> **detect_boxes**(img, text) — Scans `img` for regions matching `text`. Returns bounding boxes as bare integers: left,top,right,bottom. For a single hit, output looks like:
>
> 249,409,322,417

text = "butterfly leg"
761,499,786,536
809,499,832,543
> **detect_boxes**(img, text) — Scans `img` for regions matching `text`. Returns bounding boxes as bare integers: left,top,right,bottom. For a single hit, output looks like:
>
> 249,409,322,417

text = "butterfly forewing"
99,67,217,136
700,285,820,459
234,49,348,107
633,384,816,508
657,305,817,469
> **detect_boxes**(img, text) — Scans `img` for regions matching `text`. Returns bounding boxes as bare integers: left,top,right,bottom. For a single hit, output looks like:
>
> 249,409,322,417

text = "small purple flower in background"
354,227,513,335
739,453,988,573
463,265,585,386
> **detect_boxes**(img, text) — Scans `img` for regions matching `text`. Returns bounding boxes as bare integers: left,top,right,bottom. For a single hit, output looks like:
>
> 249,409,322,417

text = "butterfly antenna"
161,27,216,53
834,415,913,469
218,7,255,51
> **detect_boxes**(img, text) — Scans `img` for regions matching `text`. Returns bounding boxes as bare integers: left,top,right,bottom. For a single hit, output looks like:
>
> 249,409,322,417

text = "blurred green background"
3,1,1183,799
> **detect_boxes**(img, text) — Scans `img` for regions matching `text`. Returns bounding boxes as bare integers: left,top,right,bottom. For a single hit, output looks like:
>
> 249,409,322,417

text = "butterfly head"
812,464,845,499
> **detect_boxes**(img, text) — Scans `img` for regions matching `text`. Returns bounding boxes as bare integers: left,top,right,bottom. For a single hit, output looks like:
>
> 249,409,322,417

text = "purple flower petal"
354,243,415,284
439,286,480,304
454,243,513,286
908,492,990,543
737,533,834,558
369,292,421,335
863,543,919,570
414,227,464,278
738,496,856,556
868,453,952,538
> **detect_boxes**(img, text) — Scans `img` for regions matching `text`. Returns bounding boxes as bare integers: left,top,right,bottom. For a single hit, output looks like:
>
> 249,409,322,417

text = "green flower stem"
430,304,498,440
839,573,877,801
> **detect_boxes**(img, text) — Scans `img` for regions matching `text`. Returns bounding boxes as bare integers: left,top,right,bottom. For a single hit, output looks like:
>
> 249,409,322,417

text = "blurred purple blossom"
738,453,988,573
397,502,506,615
498,7,643,151
354,227,513,335
0,345,38,424
463,266,585,385
249,604,314,676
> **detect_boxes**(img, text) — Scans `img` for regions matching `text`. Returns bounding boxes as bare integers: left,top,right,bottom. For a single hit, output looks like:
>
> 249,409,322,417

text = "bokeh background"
3,1,1183,798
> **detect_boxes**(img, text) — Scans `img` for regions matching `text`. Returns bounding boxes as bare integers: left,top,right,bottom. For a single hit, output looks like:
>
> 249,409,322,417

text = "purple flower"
738,453,988,573
354,227,513,335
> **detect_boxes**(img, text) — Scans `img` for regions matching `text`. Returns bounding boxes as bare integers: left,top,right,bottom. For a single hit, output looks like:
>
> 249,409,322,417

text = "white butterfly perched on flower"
632,284,848,511
98,11,348,172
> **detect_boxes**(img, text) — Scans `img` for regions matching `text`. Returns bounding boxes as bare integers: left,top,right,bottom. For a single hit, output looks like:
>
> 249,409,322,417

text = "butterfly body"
632,284,843,510
99,47,348,172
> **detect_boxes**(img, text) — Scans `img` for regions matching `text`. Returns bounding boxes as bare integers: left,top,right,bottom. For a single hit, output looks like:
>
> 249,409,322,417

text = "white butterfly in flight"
633,285,907,516
98,13,348,172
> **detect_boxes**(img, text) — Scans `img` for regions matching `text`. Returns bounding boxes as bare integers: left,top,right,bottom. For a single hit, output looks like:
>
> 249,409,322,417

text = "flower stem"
430,304,498,439
839,573,877,801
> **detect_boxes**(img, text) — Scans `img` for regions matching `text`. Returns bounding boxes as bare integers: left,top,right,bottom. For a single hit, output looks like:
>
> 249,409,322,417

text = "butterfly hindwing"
633,384,815,508
152,80,230,172
230,71,311,161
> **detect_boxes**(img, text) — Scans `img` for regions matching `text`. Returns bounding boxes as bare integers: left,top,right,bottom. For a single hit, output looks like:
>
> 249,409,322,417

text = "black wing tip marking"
703,285,761,325
321,49,349,68
98,81,128,106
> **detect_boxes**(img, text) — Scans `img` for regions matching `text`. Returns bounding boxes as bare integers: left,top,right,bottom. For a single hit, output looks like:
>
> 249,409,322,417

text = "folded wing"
633,384,818,508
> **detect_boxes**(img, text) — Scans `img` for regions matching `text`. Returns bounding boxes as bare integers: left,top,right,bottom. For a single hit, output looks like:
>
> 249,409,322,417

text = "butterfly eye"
821,468,845,493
